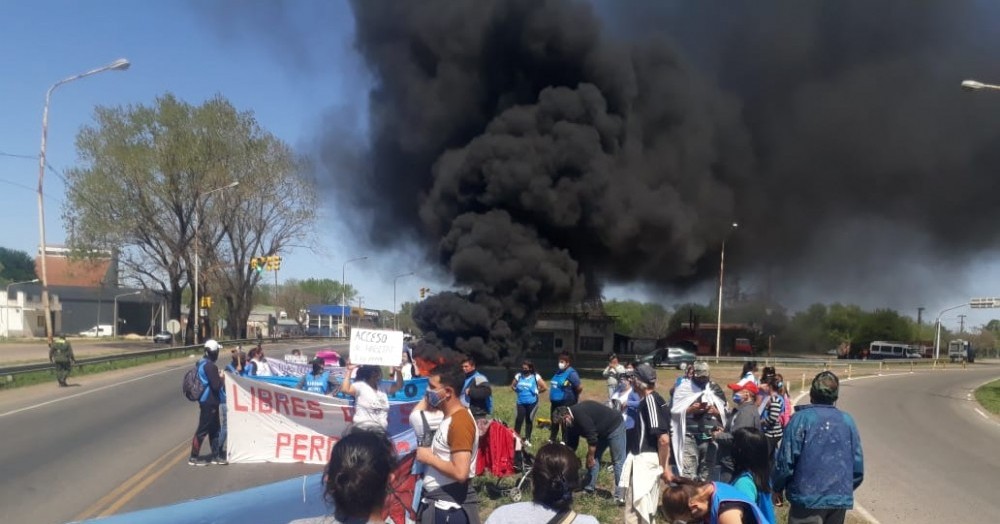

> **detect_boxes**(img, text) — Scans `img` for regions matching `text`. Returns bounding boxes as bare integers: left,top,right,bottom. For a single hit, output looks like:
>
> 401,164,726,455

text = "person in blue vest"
297,357,337,395
547,351,582,444
461,356,493,418
510,359,548,444
659,477,770,524
189,339,225,466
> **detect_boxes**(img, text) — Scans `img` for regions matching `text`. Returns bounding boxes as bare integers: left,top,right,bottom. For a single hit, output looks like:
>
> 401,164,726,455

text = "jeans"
681,435,717,480
587,421,626,498
515,402,538,440
787,506,847,524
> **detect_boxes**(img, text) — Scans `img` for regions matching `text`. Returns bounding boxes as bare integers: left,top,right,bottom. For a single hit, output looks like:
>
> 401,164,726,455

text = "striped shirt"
762,394,784,439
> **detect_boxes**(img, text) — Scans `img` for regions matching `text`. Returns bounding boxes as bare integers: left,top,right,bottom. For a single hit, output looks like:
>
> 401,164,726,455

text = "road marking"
0,366,185,418
975,408,990,420
97,445,191,517
854,503,882,524
72,440,188,521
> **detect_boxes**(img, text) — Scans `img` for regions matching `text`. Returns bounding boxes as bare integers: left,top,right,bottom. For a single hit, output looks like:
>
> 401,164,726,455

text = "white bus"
868,341,922,360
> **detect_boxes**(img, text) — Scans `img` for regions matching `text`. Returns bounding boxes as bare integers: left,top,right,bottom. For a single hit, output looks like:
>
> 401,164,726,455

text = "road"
0,339,169,365
0,340,346,524
838,365,1000,523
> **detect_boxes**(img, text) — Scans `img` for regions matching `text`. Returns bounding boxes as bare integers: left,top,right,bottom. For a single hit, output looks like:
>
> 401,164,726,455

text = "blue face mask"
426,388,445,407
776,381,784,390
732,393,743,404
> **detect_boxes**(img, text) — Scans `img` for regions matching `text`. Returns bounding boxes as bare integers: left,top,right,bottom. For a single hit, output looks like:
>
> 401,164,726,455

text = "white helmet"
204,339,221,357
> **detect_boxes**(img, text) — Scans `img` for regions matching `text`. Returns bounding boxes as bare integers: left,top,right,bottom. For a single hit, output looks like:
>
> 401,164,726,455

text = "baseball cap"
692,361,710,377
728,381,759,396
810,371,840,403
634,363,657,384
203,339,221,354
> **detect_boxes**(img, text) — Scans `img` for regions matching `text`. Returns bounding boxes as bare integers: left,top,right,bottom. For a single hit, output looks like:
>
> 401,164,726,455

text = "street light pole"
392,272,414,331
37,58,130,344
4,278,39,338
934,302,969,360
715,222,739,363
113,291,141,338
341,256,367,337
961,79,1000,91
193,181,239,345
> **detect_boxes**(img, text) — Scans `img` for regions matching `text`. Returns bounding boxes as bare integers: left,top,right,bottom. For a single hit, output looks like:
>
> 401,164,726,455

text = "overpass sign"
970,297,1000,309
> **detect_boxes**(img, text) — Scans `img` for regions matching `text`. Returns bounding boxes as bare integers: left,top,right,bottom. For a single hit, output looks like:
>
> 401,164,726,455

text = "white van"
79,324,114,337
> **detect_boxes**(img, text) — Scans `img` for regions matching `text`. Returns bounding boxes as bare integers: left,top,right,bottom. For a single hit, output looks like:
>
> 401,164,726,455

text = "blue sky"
1,1,998,332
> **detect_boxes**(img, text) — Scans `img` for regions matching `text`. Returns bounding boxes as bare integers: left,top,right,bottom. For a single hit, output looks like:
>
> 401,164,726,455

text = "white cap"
204,339,221,353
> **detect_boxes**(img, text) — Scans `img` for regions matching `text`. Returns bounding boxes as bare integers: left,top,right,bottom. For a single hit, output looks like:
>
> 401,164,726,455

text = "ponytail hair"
324,426,397,520
531,443,581,511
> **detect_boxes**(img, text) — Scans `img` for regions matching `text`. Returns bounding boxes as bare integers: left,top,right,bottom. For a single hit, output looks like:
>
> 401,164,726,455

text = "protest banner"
349,328,406,366
226,372,419,464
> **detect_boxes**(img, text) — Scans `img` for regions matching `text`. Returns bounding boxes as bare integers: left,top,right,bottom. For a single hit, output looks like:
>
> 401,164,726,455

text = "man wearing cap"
714,381,762,482
553,400,626,500
772,371,864,524
297,357,337,395
619,363,672,524
670,360,727,480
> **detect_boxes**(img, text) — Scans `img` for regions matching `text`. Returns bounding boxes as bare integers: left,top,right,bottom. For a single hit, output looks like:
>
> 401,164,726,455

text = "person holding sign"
297,357,338,395
342,364,404,430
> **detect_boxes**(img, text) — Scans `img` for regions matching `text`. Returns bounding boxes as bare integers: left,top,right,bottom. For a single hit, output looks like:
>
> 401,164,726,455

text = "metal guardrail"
0,336,340,388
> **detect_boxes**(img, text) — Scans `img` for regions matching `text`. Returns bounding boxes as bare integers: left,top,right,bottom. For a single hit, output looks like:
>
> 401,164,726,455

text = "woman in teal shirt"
731,427,775,524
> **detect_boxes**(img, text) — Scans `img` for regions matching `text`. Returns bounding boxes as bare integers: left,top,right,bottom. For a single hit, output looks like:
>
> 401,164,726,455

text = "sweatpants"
191,403,220,459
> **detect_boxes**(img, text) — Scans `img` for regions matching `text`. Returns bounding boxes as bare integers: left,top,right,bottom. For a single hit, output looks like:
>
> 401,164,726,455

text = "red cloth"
382,451,418,524
477,420,516,478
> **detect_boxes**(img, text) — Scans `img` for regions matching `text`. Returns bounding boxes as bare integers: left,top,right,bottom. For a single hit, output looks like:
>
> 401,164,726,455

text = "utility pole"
959,314,967,334
917,307,924,328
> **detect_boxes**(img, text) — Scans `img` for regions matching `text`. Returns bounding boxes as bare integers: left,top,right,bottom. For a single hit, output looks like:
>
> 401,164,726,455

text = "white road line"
854,503,882,524
975,408,990,420
0,365,184,418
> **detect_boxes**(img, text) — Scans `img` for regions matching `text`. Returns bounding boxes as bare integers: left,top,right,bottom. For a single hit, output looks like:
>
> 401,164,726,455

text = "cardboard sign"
349,328,406,366
226,372,418,464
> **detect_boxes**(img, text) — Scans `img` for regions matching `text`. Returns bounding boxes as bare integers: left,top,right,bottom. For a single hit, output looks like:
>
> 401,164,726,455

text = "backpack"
183,360,207,402
778,394,792,428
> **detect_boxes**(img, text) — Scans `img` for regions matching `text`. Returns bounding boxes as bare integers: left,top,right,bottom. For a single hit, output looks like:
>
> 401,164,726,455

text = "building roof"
35,249,115,287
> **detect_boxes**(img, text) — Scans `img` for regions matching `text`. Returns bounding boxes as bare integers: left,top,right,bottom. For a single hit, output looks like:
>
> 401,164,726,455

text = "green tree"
0,247,38,285
63,94,316,341
298,278,356,305
396,301,419,334
854,309,912,348
276,279,318,328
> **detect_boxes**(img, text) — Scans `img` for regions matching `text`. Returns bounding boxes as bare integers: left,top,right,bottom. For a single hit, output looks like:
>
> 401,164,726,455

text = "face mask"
732,393,743,404
693,377,708,387
522,369,531,375
558,362,568,370
777,381,784,389
426,388,445,408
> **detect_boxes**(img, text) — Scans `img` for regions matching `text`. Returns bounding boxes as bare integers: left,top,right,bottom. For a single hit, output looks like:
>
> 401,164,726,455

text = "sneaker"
524,440,533,448
188,457,208,466
616,497,626,506
211,456,228,465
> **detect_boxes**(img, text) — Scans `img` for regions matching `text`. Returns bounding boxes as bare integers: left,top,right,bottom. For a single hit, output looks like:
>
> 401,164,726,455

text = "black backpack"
183,360,207,402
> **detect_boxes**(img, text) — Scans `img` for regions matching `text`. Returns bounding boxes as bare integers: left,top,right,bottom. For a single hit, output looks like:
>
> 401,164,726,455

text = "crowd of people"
187,339,863,524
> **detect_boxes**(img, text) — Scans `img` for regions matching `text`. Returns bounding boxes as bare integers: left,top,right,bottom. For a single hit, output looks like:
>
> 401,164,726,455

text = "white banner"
349,328,405,366
225,372,418,464
264,357,347,381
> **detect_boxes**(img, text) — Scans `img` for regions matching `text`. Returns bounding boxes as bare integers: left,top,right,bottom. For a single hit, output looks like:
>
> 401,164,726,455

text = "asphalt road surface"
0,340,346,524
838,365,1000,523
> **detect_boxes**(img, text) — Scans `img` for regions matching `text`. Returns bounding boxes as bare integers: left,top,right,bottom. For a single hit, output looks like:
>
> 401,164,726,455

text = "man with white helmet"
189,339,225,466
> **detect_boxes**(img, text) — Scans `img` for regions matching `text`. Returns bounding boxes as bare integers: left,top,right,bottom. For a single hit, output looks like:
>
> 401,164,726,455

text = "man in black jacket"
189,339,225,466
554,400,626,500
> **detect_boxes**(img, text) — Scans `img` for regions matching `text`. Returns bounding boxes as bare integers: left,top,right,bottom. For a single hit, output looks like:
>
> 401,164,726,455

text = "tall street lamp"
193,181,239,344
961,79,1000,91
392,272,414,331
113,291,141,337
715,222,739,363
5,278,39,338
341,256,367,336
934,302,968,360
37,58,130,343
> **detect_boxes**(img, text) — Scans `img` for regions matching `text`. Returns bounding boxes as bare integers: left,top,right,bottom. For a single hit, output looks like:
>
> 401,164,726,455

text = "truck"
948,339,972,363
79,324,114,337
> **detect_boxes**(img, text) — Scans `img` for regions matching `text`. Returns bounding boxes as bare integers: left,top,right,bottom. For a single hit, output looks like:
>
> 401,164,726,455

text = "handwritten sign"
349,328,405,366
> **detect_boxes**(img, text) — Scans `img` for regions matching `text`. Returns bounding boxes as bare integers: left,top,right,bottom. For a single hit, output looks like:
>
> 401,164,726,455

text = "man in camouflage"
49,333,76,387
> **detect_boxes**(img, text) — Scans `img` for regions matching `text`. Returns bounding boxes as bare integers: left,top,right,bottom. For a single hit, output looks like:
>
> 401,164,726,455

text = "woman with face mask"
510,360,547,444
547,351,582,444
343,363,404,430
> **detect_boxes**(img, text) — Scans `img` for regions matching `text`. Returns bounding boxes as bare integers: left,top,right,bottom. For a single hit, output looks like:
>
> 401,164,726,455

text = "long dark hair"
659,477,711,522
532,443,581,511
324,426,396,520
741,360,758,377
732,427,771,494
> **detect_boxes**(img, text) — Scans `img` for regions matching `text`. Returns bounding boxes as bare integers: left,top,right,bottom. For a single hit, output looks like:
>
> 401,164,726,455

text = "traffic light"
274,256,282,271
250,257,260,272
199,296,213,308
420,287,430,299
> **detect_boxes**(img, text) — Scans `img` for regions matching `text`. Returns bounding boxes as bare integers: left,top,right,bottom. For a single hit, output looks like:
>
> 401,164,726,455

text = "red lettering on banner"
275,392,291,416
276,433,291,457
291,397,306,417
259,389,273,414
307,400,323,419
233,384,248,412
395,440,412,454
340,406,355,423
293,434,308,461
310,435,326,462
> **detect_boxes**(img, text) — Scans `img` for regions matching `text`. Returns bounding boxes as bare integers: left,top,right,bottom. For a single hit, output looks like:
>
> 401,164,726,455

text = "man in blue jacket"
772,371,864,524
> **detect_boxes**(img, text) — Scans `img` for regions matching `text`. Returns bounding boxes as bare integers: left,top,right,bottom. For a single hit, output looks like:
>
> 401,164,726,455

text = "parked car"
152,331,173,344
79,324,114,337
639,346,697,370
734,337,754,355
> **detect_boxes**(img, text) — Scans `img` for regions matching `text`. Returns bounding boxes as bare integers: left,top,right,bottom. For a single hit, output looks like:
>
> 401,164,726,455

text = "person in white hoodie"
670,361,727,481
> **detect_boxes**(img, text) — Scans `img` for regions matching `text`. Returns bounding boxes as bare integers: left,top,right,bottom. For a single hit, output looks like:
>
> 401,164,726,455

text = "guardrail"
0,336,341,389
